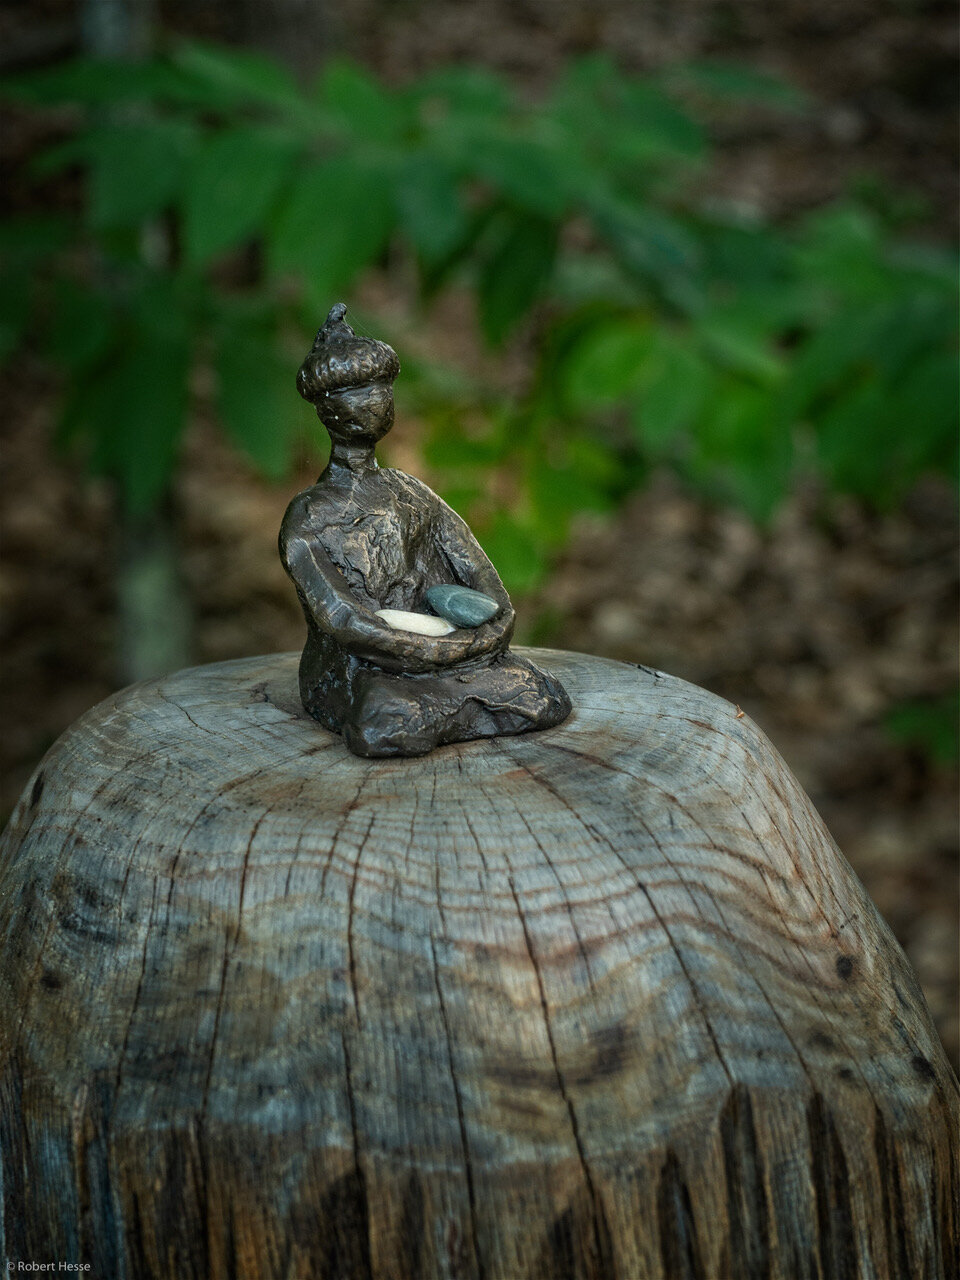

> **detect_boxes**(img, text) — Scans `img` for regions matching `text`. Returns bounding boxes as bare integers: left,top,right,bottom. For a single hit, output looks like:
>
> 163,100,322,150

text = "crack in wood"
429,934,485,1280
346,812,378,1033
506,875,617,1280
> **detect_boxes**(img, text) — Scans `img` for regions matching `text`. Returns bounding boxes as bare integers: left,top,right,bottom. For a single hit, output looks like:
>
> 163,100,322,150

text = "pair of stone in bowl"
376,583,499,639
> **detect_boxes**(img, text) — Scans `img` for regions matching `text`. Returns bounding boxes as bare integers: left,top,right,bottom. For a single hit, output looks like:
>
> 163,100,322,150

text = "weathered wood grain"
0,649,956,1279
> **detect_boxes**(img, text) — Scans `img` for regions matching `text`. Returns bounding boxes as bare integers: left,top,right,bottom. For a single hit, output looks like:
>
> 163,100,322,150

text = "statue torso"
296,468,455,611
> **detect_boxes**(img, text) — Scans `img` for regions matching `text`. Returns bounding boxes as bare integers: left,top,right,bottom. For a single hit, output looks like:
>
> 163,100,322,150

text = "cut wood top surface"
1,648,956,1280
2,648,952,1151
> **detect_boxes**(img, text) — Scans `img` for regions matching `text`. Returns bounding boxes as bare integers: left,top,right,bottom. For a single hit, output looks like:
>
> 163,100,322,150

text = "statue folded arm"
281,513,511,675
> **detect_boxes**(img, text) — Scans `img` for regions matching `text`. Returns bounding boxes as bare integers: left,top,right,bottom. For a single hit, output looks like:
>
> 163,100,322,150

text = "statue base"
299,635,571,757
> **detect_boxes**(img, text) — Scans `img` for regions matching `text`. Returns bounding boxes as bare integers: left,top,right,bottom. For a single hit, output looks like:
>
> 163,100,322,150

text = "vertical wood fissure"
346,813,377,1033
428,935,485,1280
200,809,264,1115
506,876,616,1280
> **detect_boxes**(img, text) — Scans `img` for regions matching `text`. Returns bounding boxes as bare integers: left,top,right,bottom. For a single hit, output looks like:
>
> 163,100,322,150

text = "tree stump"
0,649,956,1279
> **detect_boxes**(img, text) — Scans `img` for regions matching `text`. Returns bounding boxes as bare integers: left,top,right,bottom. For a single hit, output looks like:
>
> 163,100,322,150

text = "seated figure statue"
280,304,571,757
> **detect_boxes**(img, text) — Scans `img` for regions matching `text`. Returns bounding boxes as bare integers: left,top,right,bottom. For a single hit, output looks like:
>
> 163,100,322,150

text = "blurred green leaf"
563,318,655,410
433,482,485,516
697,309,784,383
631,334,713,448
886,351,959,486
45,278,116,372
551,56,705,166
478,212,558,345
85,118,198,230
466,131,574,218
866,296,957,383
885,692,959,767
566,431,625,492
29,135,91,179
478,512,547,593
529,464,583,545
172,41,302,113
616,77,706,160
183,127,297,266
416,202,500,300
551,253,643,309
849,171,931,232
0,214,71,257
692,381,790,520
813,379,891,501
215,315,298,478
269,157,394,305
668,60,806,110
586,192,701,297
412,65,512,120
1,57,194,107
425,427,503,470
394,152,467,262
699,219,792,292
0,217,72,364
779,309,876,422
60,278,191,512
318,59,406,144
796,206,900,303
779,295,956,436
528,437,619,545
887,241,957,289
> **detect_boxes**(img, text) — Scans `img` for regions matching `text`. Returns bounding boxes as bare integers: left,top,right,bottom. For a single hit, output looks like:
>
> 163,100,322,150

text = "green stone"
425,584,499,628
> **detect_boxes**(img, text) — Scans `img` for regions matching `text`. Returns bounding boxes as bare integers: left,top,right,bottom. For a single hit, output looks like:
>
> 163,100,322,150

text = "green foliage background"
2,40,957,595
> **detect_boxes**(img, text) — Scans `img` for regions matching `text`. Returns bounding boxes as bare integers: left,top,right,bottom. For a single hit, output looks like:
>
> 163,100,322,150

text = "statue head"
297,304,400,445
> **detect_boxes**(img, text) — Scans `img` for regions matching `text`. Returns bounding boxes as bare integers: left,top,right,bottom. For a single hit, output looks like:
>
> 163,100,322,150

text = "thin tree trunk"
82,0,195,683
115,504,193,684
80,0,154,59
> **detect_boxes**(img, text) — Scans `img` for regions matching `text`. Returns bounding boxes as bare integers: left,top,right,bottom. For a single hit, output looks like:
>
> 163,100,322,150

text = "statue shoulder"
382,468,447,511
279,484,335,552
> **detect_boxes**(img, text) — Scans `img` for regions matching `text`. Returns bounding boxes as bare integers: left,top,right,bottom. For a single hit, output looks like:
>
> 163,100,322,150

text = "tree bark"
115,504,193,685
0,649,956,1278
80,0,194,687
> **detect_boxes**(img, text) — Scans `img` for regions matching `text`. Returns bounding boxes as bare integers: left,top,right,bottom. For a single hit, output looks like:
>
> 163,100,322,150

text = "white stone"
375,608,455,636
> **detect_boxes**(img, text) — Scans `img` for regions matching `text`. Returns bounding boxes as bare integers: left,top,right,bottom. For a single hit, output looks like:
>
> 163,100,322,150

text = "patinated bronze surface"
279,304,571,757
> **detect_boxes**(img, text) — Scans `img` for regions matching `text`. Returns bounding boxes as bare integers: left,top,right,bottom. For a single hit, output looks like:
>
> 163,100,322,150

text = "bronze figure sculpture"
280,304,571,757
